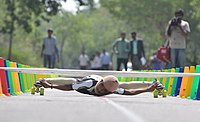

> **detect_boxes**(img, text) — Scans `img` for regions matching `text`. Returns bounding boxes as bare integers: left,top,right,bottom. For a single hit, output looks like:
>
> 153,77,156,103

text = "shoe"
156,82,165,90
153,79,165,90
34,78,44,87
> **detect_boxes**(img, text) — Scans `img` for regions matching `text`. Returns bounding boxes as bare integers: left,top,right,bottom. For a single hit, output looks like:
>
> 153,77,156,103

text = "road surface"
1,89,200,122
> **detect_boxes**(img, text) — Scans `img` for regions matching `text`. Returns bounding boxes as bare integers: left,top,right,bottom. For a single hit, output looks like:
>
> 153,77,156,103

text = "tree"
0,0,66,60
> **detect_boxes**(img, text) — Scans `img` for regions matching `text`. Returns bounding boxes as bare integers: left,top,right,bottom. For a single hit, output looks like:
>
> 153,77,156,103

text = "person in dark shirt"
129,32,146,70
36,75,163,96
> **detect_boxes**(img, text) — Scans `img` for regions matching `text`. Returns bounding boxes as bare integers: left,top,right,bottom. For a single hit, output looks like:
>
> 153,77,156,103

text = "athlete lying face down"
37,75,164,96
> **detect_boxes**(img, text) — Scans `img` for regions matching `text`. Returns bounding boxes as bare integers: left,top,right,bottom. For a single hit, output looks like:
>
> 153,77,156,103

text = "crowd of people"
41,8,190,71
79,49,111,70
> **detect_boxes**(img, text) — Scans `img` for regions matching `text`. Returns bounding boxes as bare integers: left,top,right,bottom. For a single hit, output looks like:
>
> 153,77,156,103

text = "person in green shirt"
112,32,130,71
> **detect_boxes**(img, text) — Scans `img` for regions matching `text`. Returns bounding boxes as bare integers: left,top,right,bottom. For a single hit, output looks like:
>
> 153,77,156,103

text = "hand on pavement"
146,81,159,92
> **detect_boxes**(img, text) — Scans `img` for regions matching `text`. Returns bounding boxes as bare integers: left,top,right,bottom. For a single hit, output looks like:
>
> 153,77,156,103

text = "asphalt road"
1,89,200,122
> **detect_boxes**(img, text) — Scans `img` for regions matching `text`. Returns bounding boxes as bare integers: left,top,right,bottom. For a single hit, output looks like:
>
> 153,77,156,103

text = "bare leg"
39,78,77,91
119,81,152,89
45,78,77,85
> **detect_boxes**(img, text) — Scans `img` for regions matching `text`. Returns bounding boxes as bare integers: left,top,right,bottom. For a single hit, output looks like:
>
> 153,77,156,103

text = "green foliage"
0,0,66,60
101,0,200,66
1,0,200,68
46,8,130,68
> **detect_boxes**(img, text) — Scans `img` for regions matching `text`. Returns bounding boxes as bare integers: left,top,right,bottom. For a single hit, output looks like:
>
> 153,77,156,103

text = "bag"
140,57,146,66
157,47,170,63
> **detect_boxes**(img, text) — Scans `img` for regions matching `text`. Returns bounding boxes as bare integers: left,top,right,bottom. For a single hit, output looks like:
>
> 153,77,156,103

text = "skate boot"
153,80,167,98
31,78,44,95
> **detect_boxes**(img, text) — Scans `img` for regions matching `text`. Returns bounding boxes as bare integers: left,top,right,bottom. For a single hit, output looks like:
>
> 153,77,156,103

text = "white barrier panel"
0,67,200,78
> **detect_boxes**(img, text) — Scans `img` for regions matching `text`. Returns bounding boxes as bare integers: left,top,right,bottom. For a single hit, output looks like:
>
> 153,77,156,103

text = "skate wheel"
40,87,44,96
31,87,35,95
162,90,167,97
153,89,158,98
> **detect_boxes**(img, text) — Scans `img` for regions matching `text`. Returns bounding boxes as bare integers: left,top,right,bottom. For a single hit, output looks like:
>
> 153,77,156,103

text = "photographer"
166,8,190,68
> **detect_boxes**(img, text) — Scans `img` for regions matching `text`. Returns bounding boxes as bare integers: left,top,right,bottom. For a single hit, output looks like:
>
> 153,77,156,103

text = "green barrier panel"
5,60,17,96
24,65,31,90
169,68,180,96
118,77,122,82
138,70,143,81
143,70,147,81
164,69,171,91
160,69,165,84
17,64,26,92
27,66,33,88
154,70,160,81
30,66,37,85
32,74,37,86
150,70,155,82
22,65,29,92
188,65,200,99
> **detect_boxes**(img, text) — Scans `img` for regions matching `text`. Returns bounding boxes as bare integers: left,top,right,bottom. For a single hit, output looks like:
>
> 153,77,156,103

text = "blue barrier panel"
174,67,184,96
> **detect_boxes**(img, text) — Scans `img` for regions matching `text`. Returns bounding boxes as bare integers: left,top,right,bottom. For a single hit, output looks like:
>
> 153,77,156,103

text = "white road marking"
102,97,147,122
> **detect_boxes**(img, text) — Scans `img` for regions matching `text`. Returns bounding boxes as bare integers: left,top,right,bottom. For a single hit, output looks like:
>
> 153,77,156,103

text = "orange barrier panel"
179,67,189,98
161,69,168,87
10,62,22,95
185,66,195,98
156,70,161,81
0,78,5,96
167,68,175,94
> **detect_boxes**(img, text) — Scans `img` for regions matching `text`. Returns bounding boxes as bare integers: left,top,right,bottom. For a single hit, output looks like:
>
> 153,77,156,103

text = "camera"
170,17,182,26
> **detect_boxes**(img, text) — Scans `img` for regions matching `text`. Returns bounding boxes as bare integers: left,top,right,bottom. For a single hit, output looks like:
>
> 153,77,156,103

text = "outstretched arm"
121,81,158,95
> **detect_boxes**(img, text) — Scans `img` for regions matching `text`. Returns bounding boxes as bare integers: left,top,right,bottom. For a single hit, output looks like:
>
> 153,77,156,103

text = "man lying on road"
36,75,164,96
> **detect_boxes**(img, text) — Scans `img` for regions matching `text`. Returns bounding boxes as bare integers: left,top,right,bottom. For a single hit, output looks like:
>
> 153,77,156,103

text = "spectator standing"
100,49,111,70
129,32,145,70
112,32,129,71
52,46,59,68
166,8,190,68
79,51,90,70
41,28,58,68
92,51,102,70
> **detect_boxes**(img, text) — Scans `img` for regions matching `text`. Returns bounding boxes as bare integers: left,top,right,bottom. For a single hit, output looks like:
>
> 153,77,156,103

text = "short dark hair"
175,8,184,16
47,28,53,32
131,32,137,35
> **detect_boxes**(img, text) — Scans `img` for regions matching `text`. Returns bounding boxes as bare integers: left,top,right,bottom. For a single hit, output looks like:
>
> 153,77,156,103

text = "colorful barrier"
1,57,200,101
0,57,50,96
119,65,200,101
0,57,11,96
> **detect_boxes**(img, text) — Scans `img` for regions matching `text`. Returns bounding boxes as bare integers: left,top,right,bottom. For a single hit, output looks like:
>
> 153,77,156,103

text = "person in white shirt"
166,8,190,68
79,51,90,70
91,51,102,70
100,49,111,70
41,28,58,68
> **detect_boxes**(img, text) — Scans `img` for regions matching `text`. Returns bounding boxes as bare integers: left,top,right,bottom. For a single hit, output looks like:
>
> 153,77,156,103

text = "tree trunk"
8,33,13,60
